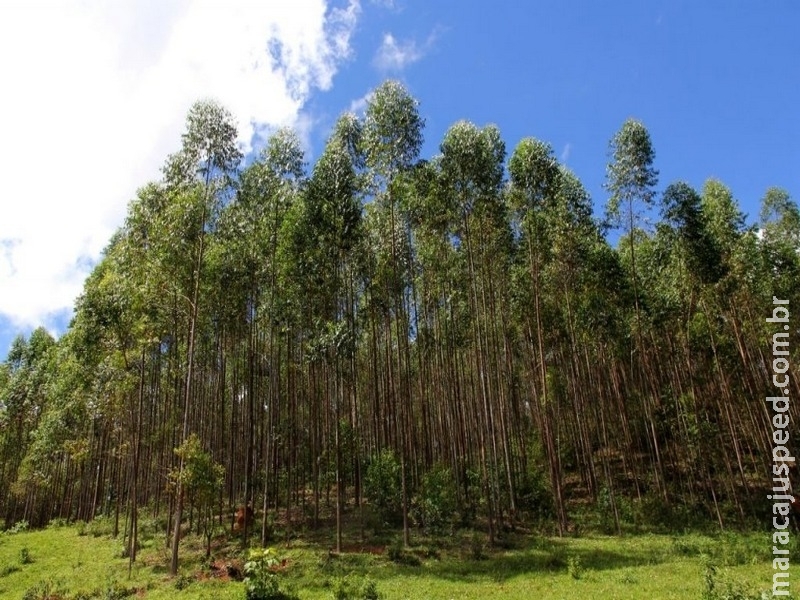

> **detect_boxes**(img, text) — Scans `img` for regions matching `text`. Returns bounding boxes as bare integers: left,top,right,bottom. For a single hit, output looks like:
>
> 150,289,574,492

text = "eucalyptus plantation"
0,81,797,565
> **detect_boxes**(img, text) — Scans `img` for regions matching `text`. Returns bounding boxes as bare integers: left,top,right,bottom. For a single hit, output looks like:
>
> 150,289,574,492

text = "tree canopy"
1,82,797,563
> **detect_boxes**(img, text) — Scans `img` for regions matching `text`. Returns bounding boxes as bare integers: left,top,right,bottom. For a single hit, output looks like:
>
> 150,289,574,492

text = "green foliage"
170,434,224,516
362,80,424,179
173,573,193,590
329,575,383,600
364,450,402,525
22,579,69,600
163,98,243,189
515,466,553,522
243,548,297,600
469,532,486,561
386,536,421,566
1,80,796,579
605,118,659,227
700,559,772,600
19,545,32,563
9,519,30,534
412,464,458,533
508,137,560,214
567,555,583,580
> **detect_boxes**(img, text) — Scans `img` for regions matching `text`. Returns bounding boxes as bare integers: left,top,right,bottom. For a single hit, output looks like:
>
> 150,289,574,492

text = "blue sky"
0,0,797,357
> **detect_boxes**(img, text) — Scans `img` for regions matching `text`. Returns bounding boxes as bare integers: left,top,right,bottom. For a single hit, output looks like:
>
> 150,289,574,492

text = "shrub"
567,555,583,580
469,532,486,561
364,450,402,525
329,575,382,600
102,581,137,599
9,519,29,534
174,573,193,591
515,467,553,521
22,579,69,600
387,537,421,567
387,537,403,562
544,547,566,570
701,559,771,600
49,517,69,528
243,548,298,600
412,465,458,533
457,468,482,526
331,576,357,600
19,546,33,564
362,578,381,600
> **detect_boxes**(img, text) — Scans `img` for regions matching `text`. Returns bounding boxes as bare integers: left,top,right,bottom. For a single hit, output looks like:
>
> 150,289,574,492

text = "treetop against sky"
0,0,797,355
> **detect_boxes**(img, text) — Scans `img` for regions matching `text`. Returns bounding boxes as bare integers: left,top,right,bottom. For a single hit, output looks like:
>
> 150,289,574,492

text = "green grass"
0,520,788,599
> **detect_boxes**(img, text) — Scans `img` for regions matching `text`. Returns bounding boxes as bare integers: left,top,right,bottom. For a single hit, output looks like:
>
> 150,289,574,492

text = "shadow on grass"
417,539,671,584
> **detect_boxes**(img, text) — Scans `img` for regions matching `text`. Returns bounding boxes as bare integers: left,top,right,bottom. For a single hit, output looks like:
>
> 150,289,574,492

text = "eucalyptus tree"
652,183,733,518
507,138,566,533
548,168,626,519
439,120,509,542
163,99,242,576
362,81,424,546
699,180,762,403
661,182,723,287
604,119,658,347
701,180,745,265
289,114,363,552
758,188,800,424
8,335,94,528
602,119,666,505
0,329,56,526
70,235,152,548
759,187,800,302
210,127,305,545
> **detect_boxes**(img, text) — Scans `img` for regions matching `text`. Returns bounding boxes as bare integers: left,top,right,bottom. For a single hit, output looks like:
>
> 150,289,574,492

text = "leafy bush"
457,468,482,526
85,517,115,538
243,548,298,600
22,579,69,600
597,485,621,533
544,547,567,570
174,573,193,591
362,579,381,600
100,581,137,599
331,576,357,600
364,450,401,525
515,467,553,521
387,537,403,562
469,532,486,561
567,555,583,580
9,519,29,534
49,517,69,528
700,559,773,600
386,537,421,566
412,464,457,533
329,575,382,600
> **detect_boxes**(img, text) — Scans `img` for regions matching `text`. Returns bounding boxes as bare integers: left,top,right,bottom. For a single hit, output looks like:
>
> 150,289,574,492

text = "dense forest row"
0,81,798,575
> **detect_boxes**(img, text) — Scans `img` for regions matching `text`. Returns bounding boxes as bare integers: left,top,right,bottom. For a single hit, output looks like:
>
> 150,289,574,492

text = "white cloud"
348,90,374,115
0,0,360,329
373,32,428,72
560,143,572,163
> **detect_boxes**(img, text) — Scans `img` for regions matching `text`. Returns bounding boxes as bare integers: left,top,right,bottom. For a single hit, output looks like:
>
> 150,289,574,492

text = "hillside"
0,80,798,580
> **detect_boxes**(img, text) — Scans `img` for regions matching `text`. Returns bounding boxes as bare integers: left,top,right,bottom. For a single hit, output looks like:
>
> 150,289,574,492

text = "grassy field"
0,518,790,599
